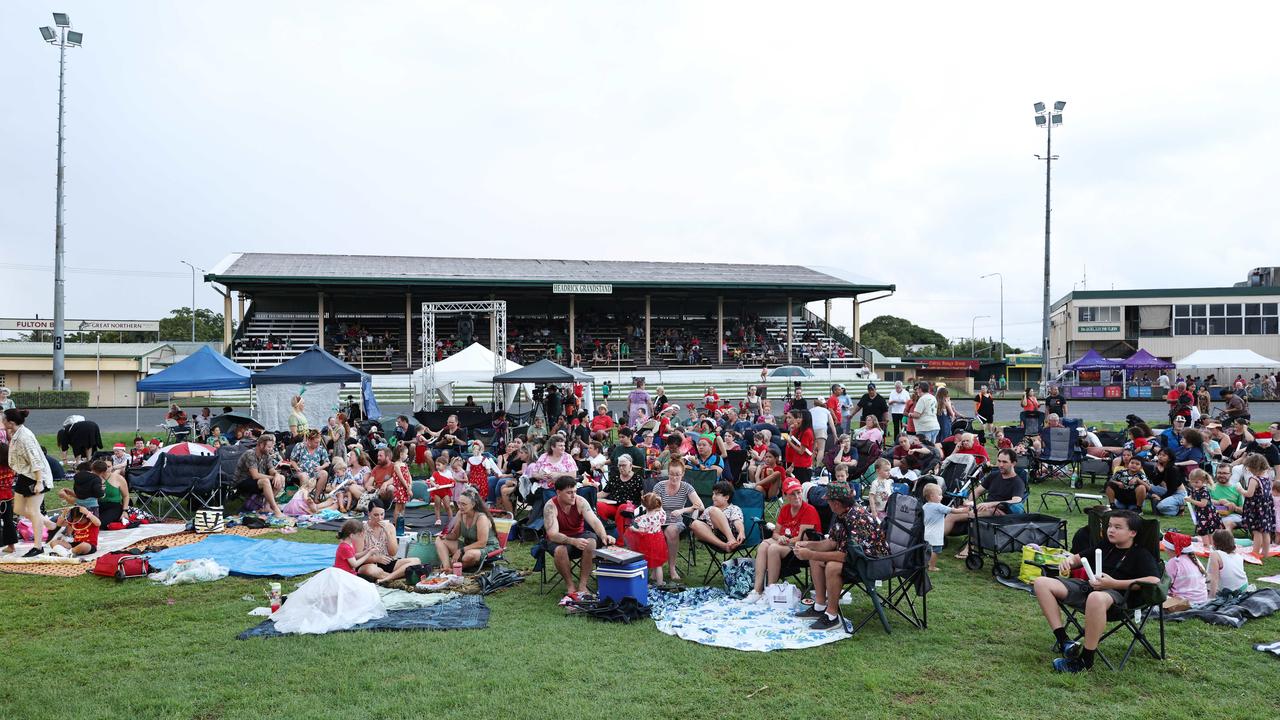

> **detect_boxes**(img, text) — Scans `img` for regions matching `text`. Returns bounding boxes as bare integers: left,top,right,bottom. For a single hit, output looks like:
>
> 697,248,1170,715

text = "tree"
859,315,948,348
159,308,231,342
861,329,906,359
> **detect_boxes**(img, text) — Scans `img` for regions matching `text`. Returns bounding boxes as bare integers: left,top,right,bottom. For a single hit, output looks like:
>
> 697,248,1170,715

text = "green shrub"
9,390,91,409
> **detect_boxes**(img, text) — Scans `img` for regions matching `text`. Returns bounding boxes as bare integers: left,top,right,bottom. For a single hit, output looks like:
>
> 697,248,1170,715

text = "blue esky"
3,1,1278,348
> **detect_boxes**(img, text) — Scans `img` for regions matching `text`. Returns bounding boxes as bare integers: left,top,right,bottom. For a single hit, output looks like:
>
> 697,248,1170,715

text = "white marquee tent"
1175,348,1280,371
412,343,532,408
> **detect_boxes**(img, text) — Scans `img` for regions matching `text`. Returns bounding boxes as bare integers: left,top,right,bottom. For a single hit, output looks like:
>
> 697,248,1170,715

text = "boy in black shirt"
1031,510,1161,672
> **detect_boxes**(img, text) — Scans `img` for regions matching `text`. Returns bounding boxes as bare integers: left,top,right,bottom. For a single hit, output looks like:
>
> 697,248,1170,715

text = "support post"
717,296,724,364
568,294,576,362
786,297,793,363
405,292,413,368
852,297,861,344
237,293,246,324
317,293,325,347
824,299,831,330
644,294,651,366
223,293,233,349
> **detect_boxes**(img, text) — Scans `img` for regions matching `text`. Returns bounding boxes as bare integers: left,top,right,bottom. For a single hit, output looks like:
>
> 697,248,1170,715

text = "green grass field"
4,433,1278,719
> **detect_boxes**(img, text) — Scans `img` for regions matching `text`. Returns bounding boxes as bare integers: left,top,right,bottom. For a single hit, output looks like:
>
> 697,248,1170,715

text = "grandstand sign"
1078,324,1120,333
0,318,160,332
552,283,612,294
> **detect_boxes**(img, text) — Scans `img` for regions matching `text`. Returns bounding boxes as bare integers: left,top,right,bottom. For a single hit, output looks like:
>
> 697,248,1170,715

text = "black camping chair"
1041,506,1169,670
840,493,931,634
1020,410,1045,437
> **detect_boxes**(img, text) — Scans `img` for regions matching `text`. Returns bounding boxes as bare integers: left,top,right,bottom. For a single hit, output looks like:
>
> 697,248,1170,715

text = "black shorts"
1055,577,1127,609
77,543,97,554
549,530,597,555
14,475,39,497
792,467,813,483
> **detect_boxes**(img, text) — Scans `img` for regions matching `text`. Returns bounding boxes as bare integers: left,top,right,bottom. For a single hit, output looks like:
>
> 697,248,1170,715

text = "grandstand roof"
206,253,894,296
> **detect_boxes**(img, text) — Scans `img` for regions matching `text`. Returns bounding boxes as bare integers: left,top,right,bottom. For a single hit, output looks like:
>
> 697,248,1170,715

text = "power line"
0,262,188,278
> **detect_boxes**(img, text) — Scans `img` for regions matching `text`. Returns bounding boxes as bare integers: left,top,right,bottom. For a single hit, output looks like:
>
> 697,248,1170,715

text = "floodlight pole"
180,261,198,341
1041,119,1052,379
50,23,73,389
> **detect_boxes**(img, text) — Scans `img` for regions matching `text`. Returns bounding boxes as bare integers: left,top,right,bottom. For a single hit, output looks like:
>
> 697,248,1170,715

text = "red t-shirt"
826,396,842,425
785,428,815,468
590,415,615,433
0,467,13,502
70,518,99,547
777,501,822,538
955,444,990,465
334,541,357,574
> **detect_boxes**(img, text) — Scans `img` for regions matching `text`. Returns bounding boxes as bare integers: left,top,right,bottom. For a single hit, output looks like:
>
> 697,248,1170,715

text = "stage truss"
419,300,507,411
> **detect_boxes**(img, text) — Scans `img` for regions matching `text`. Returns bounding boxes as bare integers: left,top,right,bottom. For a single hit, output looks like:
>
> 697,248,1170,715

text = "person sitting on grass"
689,481,746,553
792,482,886,630
1206,529,1249,600
357,505,422,585
234,433,287,519
434,487,500,573
543,474,615,605
333,519,376,575
1032,510,1161,673
47,498,100,556
744,478,821,603
1106,456,1148,511
955,449,1025,560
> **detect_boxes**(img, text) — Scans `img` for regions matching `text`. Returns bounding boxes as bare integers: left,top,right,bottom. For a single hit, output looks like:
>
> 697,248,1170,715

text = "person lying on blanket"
1031,510,1161,673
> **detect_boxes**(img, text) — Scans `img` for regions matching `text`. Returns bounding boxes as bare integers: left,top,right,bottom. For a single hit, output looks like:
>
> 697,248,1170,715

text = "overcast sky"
3,1,1278,348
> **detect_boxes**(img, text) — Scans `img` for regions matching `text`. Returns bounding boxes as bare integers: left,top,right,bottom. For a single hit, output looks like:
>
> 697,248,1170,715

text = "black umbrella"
210,412,264,435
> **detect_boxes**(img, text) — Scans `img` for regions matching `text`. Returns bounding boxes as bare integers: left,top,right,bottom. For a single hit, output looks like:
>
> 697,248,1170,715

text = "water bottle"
396,515,406,536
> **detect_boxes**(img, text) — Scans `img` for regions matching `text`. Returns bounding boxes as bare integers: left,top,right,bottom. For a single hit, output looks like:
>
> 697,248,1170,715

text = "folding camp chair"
840,492,931,634
1046,507,1169,670
699,486,765,585
1036,419,1084,485
1020,410,1045,437
534,530,587,595
474,521,510,574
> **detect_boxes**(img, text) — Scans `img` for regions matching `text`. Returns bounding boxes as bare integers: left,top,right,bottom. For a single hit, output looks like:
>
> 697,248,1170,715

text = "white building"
1048,267,1280,375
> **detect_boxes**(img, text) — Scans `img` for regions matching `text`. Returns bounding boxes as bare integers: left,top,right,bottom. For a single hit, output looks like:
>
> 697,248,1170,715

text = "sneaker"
1052,657,1086,673
794,605,825,619
810,614,842,631
1061,640,1082,660
22,547,44,558
743,591,762,604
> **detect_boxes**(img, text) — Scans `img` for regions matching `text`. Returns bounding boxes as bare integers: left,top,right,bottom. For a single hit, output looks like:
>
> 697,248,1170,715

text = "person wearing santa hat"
1162,531,1208,606
110,443,130,474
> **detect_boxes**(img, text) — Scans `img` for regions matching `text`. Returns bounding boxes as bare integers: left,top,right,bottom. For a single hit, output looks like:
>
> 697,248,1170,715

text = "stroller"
919,452,982,507
964,511,1068,580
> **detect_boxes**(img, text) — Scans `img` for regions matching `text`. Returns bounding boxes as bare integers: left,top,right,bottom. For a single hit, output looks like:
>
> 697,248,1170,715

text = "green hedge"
10,390,91,409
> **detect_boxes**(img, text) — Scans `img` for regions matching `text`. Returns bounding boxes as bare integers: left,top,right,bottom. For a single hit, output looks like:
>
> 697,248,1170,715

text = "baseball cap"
783,478,802,495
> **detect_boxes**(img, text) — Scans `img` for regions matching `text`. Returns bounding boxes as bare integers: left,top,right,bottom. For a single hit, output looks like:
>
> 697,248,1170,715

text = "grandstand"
204,253,894,375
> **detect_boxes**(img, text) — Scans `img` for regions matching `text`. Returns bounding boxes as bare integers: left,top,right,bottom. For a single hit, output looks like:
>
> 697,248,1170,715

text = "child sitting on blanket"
626,493,669,585
326,458,354,514
1206,529,1249,600
48,499,100,556
1162,531,1207,606
281,476,338,517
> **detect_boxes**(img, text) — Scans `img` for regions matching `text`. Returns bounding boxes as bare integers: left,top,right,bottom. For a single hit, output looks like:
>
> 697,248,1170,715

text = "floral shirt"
290,443,330,476
1110,469,1145,490
829,505,888,557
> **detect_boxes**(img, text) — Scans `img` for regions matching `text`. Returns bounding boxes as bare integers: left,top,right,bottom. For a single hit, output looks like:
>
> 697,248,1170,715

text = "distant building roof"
207,252,895,296
1051,285,1280,312
0,342,173,359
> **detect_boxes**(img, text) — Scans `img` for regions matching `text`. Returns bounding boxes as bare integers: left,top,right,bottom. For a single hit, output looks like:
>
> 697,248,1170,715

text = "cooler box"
595,559,648,606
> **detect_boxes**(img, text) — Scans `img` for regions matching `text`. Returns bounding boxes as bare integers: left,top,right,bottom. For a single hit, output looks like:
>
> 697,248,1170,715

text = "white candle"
1095,548,1103,579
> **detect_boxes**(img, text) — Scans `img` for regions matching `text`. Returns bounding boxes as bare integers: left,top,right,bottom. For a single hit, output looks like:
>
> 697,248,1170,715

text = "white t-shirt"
888,389,910,414
913,393,940,432
808,406,832,438
1214,549,1248,592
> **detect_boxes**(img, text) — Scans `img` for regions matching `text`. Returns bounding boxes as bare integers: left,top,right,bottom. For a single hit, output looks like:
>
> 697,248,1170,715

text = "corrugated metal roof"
0,342,173,358
207,253,893,292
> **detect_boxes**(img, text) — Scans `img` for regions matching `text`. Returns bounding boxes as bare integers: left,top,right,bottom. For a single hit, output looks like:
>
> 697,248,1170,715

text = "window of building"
1174,301,1278,335
1077,306,1121,323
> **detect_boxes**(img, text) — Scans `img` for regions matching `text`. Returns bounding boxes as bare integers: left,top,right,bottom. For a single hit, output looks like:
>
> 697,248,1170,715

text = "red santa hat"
113,442,127,451
1256,432,1273,444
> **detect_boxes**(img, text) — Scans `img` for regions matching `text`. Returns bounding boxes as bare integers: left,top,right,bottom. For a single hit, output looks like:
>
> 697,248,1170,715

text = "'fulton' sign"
0,318,161,332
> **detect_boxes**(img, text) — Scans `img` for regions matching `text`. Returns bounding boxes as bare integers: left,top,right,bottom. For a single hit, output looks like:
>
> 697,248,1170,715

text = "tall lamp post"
1034,100,1064,378
970,315,990,357
40,13,84,391
979,272,1004,361
179,261,201,342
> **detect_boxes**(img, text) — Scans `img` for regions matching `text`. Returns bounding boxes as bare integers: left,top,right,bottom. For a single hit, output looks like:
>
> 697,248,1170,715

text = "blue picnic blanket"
147,535,336,577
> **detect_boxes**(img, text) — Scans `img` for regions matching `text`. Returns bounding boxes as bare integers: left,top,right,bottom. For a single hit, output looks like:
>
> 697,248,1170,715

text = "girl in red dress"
427,455,454,527
626,493,669,585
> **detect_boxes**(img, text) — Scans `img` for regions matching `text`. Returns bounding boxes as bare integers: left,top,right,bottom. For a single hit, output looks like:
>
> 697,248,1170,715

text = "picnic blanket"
147,534,336,577
0,523,187,577
238,594,489,639
1167,589,1280,628
308,505,437,532
650,587,850,652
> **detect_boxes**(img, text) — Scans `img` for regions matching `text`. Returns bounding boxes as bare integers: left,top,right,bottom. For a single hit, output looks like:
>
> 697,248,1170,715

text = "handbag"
194,506,225,534
92,552,153,581
764,582,801,611
722,557,755,599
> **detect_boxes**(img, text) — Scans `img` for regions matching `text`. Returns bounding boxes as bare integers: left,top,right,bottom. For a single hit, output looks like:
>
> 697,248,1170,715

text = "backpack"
722,557,755,598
